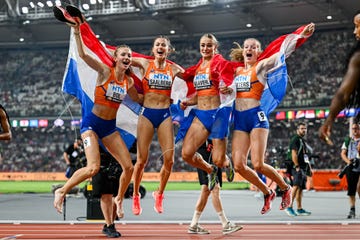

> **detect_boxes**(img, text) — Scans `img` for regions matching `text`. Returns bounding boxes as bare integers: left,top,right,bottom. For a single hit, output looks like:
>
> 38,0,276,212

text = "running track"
1,222,359,240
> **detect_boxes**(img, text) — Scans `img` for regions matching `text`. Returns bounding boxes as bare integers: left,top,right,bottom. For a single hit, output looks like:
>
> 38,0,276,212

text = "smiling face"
199,34,217,60
152,37,170,60
242,38,262,65
114,46,132,70
354,13,360,41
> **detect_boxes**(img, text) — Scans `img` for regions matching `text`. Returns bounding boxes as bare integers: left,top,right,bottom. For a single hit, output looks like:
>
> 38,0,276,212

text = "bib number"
257,111,267,122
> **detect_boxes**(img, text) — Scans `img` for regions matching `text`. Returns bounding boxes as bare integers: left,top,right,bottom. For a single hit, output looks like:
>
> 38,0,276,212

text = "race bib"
194,73,212,90
148,72,172,90
106,83,126,103
257,111,267,122
234,74,251,92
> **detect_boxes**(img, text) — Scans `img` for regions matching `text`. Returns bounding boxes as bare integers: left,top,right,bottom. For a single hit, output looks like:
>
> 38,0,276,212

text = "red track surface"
0,223,359,240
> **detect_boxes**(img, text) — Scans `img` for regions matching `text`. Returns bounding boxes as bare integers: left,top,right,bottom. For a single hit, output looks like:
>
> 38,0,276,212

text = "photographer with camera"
63,137,84,178
285,122,312,217
340,122,360,219
91,146,123,238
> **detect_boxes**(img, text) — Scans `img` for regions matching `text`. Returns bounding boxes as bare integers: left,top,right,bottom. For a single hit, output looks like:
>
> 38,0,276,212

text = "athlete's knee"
212,154,225,168
233,159,247,173
135,156,148,169
212,184,220,195
135,161,147,170
123,164,134,175
252,161,265,172
181,149,193,163
85,164,100,177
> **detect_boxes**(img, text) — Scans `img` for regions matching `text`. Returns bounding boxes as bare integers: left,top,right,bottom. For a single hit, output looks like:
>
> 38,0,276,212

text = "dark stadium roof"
0,0,359,48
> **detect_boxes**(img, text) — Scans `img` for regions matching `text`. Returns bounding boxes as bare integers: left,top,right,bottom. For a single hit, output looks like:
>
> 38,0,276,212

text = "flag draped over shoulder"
257,25,308,116
174,25,309,142
62,25,141,149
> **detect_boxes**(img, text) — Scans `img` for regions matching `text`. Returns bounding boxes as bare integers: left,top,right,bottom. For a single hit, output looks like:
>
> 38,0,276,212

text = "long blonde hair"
229,42,243,62
229,38,262,62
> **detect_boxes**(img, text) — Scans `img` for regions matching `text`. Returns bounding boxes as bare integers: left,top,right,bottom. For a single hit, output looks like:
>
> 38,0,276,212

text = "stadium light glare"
46,1,53,7
19,38,25,42
82,3,90,10
55,0,61,6
21,7,29,14
246,23,252,28
29,2,35,8
148,0,156,5
326,15,332,20
37,2,45,8
90,0,97,4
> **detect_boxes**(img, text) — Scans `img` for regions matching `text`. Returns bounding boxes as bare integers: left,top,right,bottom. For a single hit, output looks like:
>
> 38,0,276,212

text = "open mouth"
157,50,164,55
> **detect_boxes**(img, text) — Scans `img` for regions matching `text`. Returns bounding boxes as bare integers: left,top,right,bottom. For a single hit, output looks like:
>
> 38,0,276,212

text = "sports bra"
234,63,264,100
193,60,218,96
94,68,129,109
142,60,174,97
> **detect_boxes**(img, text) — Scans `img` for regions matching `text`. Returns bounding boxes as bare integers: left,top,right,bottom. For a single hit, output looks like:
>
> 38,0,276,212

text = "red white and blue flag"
62,23,309,146
62,24,142,149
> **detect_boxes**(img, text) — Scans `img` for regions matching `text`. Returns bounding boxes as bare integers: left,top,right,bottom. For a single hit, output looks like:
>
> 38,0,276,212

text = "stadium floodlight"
37,2,45,8
46,1,53,7
82,3,90,10
148,0,155,5
90,0,97,4
21,7,29,14
29,2,35,8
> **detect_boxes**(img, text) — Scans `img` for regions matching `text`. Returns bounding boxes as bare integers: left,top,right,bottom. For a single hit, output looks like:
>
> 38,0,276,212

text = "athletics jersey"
94,68,128,109
143,60,174,97
234,63,264,100
193,60,218,96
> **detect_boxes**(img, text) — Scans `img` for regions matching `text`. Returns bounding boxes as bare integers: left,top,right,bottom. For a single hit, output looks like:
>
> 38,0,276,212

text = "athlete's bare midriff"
235,98,260,111
197,95,221,110
143,92,171,109
92,104,118,120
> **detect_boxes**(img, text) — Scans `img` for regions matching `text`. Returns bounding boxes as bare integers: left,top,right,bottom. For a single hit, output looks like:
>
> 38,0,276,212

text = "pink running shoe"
261,190,276,214
280,186,292,210
132,194,142,215
153,191,164,214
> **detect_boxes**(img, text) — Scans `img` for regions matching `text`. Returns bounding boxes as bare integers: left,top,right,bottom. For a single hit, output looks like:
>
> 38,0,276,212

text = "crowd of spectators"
0,27,356,173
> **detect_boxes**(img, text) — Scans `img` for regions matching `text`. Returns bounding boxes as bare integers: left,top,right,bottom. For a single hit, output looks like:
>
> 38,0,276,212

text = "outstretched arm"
319,51,360,142
257,22,316,78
